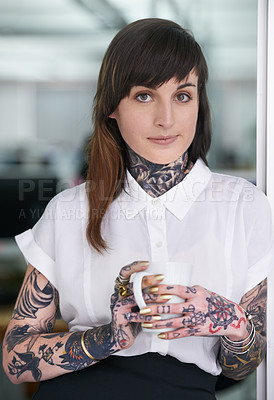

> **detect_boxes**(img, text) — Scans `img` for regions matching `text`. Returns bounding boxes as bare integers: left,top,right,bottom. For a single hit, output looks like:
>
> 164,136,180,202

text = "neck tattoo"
127,147,193,197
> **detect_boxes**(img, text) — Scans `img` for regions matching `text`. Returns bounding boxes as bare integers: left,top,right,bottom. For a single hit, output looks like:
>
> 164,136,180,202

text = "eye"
136,93,152,103
176,93,190,103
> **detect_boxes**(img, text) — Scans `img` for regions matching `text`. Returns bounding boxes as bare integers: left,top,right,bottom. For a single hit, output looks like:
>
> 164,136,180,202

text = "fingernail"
148,286,159,293
160,294,172,300
140,261,150,266
142,323,153,328
152,315,162,321
140,307,151,314
155,274,165,281
157,333,166,339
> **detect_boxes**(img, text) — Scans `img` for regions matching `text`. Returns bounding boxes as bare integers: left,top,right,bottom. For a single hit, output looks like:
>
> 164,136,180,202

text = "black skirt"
33,353,217,400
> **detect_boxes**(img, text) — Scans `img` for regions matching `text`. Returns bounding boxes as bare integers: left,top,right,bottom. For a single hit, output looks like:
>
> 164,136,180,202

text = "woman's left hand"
133,285,249,340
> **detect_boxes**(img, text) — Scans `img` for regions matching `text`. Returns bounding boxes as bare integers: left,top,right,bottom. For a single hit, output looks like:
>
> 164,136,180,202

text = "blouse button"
152,199,160,206
155,241,163,248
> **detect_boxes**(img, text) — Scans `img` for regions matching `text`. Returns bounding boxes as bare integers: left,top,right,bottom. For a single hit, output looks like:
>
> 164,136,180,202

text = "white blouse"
15,159,274,376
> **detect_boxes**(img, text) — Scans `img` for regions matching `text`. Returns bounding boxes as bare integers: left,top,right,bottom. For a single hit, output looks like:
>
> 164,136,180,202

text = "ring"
125,312,132,321
117,273,130,284
115,276,130,298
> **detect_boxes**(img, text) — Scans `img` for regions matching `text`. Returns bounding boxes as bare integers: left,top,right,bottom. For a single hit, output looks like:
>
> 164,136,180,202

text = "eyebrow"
177,83,197,90
131,82,197,92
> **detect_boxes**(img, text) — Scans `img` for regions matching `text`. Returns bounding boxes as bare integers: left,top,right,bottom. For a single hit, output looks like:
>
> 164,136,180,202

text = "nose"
154,100,174,129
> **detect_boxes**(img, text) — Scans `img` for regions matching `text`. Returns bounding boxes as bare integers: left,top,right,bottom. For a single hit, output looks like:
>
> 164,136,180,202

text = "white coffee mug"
132,261,193,333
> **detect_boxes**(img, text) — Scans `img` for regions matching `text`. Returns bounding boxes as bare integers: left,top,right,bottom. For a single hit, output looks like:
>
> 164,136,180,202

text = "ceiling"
0,0,257,82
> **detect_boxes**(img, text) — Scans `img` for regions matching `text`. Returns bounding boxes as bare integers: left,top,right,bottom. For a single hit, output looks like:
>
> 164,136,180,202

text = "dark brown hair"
86,18,211,252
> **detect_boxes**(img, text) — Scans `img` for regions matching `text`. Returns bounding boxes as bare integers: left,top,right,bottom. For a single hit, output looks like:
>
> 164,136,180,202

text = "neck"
127,147,193,197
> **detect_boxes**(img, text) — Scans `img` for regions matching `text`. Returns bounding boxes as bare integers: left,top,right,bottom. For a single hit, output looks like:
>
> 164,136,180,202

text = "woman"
3,18,273,399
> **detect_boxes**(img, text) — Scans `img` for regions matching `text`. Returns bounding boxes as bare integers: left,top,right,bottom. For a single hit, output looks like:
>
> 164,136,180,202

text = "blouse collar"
117,159,212,221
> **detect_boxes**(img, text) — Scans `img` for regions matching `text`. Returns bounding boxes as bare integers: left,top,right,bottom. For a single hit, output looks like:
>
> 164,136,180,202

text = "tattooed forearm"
6,324,32,352
59,324,118,371
219,279,267,380
240,279,267,335
3,265,68,383
219,329,267,380
5,322,122,383
8,339,64,381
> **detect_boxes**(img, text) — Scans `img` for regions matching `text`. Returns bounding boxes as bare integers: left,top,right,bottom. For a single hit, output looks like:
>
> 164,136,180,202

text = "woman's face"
110,71,199,164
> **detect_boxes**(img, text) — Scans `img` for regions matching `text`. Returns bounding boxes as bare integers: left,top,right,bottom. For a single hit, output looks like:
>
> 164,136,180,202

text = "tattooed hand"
129,284,250,341
110,261,152,349
109,261,166,349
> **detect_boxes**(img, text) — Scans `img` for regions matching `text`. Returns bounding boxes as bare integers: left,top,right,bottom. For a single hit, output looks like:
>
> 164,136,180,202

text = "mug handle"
132,271,150,309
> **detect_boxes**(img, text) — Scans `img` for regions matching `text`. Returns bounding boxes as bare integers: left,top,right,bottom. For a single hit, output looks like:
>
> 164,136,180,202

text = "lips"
147,136,178,145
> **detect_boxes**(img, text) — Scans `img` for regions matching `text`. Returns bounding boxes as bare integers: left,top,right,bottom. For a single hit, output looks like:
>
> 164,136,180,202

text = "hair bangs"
110,21,205,104
128,29,199,89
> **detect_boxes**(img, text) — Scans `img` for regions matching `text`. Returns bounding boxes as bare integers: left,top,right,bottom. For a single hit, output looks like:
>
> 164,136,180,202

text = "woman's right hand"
109,260,150,350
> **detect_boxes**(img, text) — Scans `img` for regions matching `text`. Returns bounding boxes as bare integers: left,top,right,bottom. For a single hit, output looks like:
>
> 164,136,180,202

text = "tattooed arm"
2,261,149,384
218,279,267,380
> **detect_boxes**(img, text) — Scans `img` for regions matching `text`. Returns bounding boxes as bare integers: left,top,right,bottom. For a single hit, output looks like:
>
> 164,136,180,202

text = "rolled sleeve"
15,229,57,289
245,243,274,293
15,193,59,289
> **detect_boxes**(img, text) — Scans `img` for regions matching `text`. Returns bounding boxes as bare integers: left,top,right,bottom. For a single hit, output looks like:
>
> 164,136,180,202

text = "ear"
109,111,117,119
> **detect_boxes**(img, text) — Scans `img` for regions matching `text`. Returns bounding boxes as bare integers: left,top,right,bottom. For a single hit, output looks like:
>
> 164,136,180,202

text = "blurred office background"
0,0,257,399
